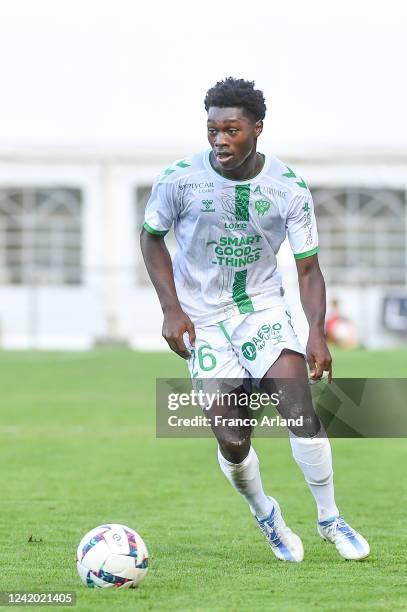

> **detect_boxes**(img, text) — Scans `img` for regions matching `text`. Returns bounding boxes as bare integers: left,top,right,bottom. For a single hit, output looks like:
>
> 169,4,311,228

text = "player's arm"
296,255,332,382
286,187,331,382
140,228,195,359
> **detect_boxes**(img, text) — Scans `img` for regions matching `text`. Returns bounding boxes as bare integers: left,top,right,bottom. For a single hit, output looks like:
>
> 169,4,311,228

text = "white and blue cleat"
318,516,370,560
255,497,304,562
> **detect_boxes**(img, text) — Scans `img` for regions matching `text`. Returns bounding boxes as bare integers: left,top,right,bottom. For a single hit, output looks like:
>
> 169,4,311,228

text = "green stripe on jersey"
232,269,254,314
235,184,250,221
294,246,320,260
143,222,168,236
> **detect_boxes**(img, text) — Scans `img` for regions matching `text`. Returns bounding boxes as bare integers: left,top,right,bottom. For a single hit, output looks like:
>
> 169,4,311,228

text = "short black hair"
204,77,266,121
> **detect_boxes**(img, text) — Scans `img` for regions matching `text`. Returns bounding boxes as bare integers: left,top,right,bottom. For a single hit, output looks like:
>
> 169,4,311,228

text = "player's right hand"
162,306,196,359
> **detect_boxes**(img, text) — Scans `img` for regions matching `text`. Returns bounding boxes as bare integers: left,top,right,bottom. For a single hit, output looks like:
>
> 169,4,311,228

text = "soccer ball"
76,523,149,588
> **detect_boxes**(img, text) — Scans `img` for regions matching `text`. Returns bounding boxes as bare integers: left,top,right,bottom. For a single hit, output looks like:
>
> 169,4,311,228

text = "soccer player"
140,78,369,562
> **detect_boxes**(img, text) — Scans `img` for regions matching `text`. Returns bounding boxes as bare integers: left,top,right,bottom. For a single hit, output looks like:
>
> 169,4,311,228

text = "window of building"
0,187,82,285
312,187,406,286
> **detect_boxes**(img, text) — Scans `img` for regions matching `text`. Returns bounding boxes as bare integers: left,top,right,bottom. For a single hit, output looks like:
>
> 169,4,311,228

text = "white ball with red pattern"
76,523,149,588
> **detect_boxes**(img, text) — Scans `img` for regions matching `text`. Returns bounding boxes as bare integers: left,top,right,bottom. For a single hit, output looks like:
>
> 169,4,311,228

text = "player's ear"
255,120,263,137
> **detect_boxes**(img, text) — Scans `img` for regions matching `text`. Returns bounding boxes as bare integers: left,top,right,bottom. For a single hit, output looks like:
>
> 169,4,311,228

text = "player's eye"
207,128,217,135
227,129,239,136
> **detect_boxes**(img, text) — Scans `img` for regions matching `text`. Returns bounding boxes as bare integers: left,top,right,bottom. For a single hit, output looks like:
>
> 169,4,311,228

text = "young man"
140,77,369,562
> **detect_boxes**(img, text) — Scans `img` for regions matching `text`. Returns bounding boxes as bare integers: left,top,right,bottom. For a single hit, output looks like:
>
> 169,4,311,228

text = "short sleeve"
286,192,319,260
143,178,178,236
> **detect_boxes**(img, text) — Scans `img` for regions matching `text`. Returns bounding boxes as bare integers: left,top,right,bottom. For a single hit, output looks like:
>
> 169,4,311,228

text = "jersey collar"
203,149,270,184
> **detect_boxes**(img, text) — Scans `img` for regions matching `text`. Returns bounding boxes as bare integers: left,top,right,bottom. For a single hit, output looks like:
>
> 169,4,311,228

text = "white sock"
217,446,273,519
289,433,339,521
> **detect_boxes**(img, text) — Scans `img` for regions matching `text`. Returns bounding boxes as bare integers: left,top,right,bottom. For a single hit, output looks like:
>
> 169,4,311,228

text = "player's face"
207,107,262,172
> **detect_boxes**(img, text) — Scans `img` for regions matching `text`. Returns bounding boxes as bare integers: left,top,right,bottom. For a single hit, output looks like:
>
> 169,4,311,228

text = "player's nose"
214,131,227,147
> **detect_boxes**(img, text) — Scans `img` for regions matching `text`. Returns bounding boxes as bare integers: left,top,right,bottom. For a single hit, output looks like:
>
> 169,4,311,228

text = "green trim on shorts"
218,321,232,343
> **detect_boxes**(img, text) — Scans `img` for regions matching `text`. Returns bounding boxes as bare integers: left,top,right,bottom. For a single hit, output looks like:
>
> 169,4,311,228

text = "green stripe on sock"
235,184,250,221
232,269,254,314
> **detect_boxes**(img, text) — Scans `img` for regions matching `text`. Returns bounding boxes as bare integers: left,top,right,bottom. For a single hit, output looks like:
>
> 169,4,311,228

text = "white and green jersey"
143,150,319,326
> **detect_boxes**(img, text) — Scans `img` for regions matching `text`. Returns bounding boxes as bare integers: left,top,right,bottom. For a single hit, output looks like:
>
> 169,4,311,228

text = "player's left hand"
306,331,332,383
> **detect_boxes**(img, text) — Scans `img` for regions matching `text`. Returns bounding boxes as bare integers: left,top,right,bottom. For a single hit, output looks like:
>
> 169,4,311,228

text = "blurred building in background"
0,146,406,350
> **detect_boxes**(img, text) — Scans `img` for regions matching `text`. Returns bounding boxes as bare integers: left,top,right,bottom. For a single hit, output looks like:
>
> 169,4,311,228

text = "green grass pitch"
0,348,406,611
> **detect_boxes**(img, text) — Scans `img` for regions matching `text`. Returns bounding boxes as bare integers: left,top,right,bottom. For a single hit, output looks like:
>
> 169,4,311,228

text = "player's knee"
285,401,321,438
219,435,251,463
290,414,321,438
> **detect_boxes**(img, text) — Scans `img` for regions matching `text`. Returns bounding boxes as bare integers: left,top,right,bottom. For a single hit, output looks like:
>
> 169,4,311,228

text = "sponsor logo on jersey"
241,322,285,361
201,199,215,212
255,200,271,216
224,222,247,230
254,184,287,198
207,234,262,267
179,182,214,194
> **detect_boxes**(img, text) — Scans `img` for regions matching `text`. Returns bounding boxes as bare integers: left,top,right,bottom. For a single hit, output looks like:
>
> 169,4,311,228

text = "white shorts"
186,301,305,381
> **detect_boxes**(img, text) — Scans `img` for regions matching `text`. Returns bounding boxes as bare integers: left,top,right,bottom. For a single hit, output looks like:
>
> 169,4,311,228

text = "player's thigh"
262,349,321,438
232,303,305,380
185,324,252,457
231,304,320,437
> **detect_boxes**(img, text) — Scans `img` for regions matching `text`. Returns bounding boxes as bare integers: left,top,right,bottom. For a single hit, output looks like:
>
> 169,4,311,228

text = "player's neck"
210,150,264,181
